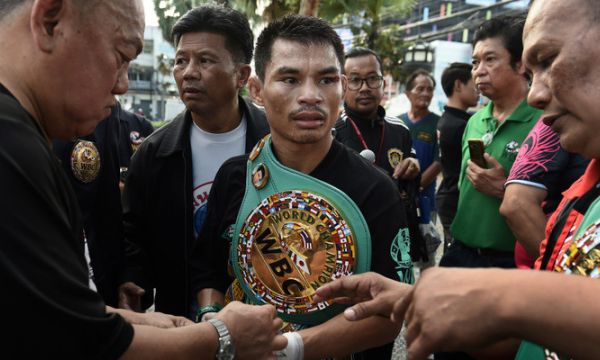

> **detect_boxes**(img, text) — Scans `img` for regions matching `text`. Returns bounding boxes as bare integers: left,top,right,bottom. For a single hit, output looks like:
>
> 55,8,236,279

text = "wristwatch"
208,318,235,360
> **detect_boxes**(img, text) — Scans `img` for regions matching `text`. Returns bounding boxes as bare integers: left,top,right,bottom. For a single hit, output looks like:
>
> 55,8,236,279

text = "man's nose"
527,74,551,110
298,81,323,105
112,65,130,95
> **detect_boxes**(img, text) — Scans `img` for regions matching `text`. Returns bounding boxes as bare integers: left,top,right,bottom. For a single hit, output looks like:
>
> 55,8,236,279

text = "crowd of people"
1,0,599,359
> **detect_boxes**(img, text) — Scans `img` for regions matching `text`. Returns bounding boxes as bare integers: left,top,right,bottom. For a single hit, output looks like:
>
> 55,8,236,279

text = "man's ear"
30,0,66,53
248,76,264,106
341,74,348,99
454,79,463,94
236,64,252,90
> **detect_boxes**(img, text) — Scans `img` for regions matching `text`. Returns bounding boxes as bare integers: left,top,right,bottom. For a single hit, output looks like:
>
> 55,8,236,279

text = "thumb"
484,153,501,168
344,298,389,321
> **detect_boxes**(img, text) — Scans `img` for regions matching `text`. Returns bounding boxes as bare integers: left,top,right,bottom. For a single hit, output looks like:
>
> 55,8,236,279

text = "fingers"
343,298,388,321
407,334,431,360
272,317,283,331
483,153,499,167
393,161,410,179
313,275,365,303
174,316,194,327
261,303,277,319
403,301,418,346
390,289,412,324
271,334,288,351
118,282,145,311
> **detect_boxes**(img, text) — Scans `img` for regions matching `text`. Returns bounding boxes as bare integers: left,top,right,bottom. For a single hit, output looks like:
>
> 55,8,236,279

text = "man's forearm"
500,185,547,257
299,313,400,359
498,270,600,359
421,161,442,189
197,288,225,307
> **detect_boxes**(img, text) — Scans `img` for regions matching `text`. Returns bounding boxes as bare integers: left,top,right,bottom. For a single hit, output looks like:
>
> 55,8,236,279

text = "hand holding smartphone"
468,139,487,168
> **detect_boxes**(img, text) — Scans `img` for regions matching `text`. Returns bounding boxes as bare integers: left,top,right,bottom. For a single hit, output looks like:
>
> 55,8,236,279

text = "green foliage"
320,0,415,81
153,0,415,80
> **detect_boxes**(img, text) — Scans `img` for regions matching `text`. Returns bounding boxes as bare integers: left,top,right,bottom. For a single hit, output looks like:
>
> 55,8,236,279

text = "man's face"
173,32,247,117
43,0,144,139
459,78,479,108
471,37,523,100
524,0,600,158
251,39,344,147
406,75,434,112
343,54,384,117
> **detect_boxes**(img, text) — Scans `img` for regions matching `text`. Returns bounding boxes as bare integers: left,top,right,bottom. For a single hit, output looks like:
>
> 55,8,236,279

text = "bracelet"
195,303,223,323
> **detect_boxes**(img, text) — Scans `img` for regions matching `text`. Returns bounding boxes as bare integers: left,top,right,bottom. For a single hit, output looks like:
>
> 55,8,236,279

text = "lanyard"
346,115,385,163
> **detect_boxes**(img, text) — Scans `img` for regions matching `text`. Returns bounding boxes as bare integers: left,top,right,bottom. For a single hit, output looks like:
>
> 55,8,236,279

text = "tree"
320,0,414,80
153,0,414,80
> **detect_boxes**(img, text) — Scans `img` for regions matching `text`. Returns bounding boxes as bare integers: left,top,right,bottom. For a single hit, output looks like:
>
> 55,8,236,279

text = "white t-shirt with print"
190,115,247,237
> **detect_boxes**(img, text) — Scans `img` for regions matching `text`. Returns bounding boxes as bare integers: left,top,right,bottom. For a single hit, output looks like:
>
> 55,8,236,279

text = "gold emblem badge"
387,148,404,168
236,190,357,317
70,140,101,183
249,135,269,161
252,163,269,189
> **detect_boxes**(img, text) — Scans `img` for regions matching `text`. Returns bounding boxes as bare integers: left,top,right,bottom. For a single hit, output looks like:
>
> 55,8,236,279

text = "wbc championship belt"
230,135,371,325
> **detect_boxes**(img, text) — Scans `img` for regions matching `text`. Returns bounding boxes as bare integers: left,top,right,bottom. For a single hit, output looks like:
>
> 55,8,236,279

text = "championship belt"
231,135,371,325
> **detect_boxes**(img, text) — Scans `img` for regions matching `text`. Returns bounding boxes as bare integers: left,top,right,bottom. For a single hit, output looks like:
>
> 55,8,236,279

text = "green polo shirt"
450,100,542,251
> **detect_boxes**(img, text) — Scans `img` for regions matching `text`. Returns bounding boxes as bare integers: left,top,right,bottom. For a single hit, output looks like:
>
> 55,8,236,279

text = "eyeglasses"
347,75,384,90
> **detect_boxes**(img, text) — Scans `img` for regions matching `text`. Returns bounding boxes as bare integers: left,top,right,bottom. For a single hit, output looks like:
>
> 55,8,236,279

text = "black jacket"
335,105,428,261
53,104,125,307
122,97,269,317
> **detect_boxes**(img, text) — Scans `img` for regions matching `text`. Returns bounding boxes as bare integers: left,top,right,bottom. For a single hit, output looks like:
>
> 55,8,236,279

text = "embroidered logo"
390,227,414,284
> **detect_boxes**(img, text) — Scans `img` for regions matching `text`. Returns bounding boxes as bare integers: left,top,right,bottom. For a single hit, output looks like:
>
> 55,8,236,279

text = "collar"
156,96,254,158
342,104,386,126
443,106,470,121
480,99,536,124
563,159,600,199
0,83,15,99
0,83,48,140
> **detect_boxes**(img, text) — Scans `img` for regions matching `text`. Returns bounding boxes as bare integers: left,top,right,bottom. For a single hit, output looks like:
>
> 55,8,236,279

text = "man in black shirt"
436,63,479,251
191,15,414,359
118,102,154,189
0,0,284,358
335,47,426,262
53,103,127,307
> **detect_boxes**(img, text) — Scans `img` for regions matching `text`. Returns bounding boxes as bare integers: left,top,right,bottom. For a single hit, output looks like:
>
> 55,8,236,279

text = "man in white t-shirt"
119,5,269,319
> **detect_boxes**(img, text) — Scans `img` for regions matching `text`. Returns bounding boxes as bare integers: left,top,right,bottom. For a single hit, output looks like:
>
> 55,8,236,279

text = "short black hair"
441,63,472,97
473,14,525,69
171,5,253,64
0,0,23,20
344,47,383,75
254,14,345,81
405,69,435,91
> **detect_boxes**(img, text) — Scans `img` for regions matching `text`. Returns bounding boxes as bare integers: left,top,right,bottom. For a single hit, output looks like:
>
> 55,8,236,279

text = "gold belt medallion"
236,190,357,316
70,140,101,183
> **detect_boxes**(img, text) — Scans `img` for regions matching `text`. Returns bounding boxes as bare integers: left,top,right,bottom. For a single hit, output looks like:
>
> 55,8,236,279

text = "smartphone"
468,139,487,168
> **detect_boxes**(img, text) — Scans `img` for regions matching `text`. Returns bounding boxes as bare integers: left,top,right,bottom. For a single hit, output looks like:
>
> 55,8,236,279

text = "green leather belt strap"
231,136,371,324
